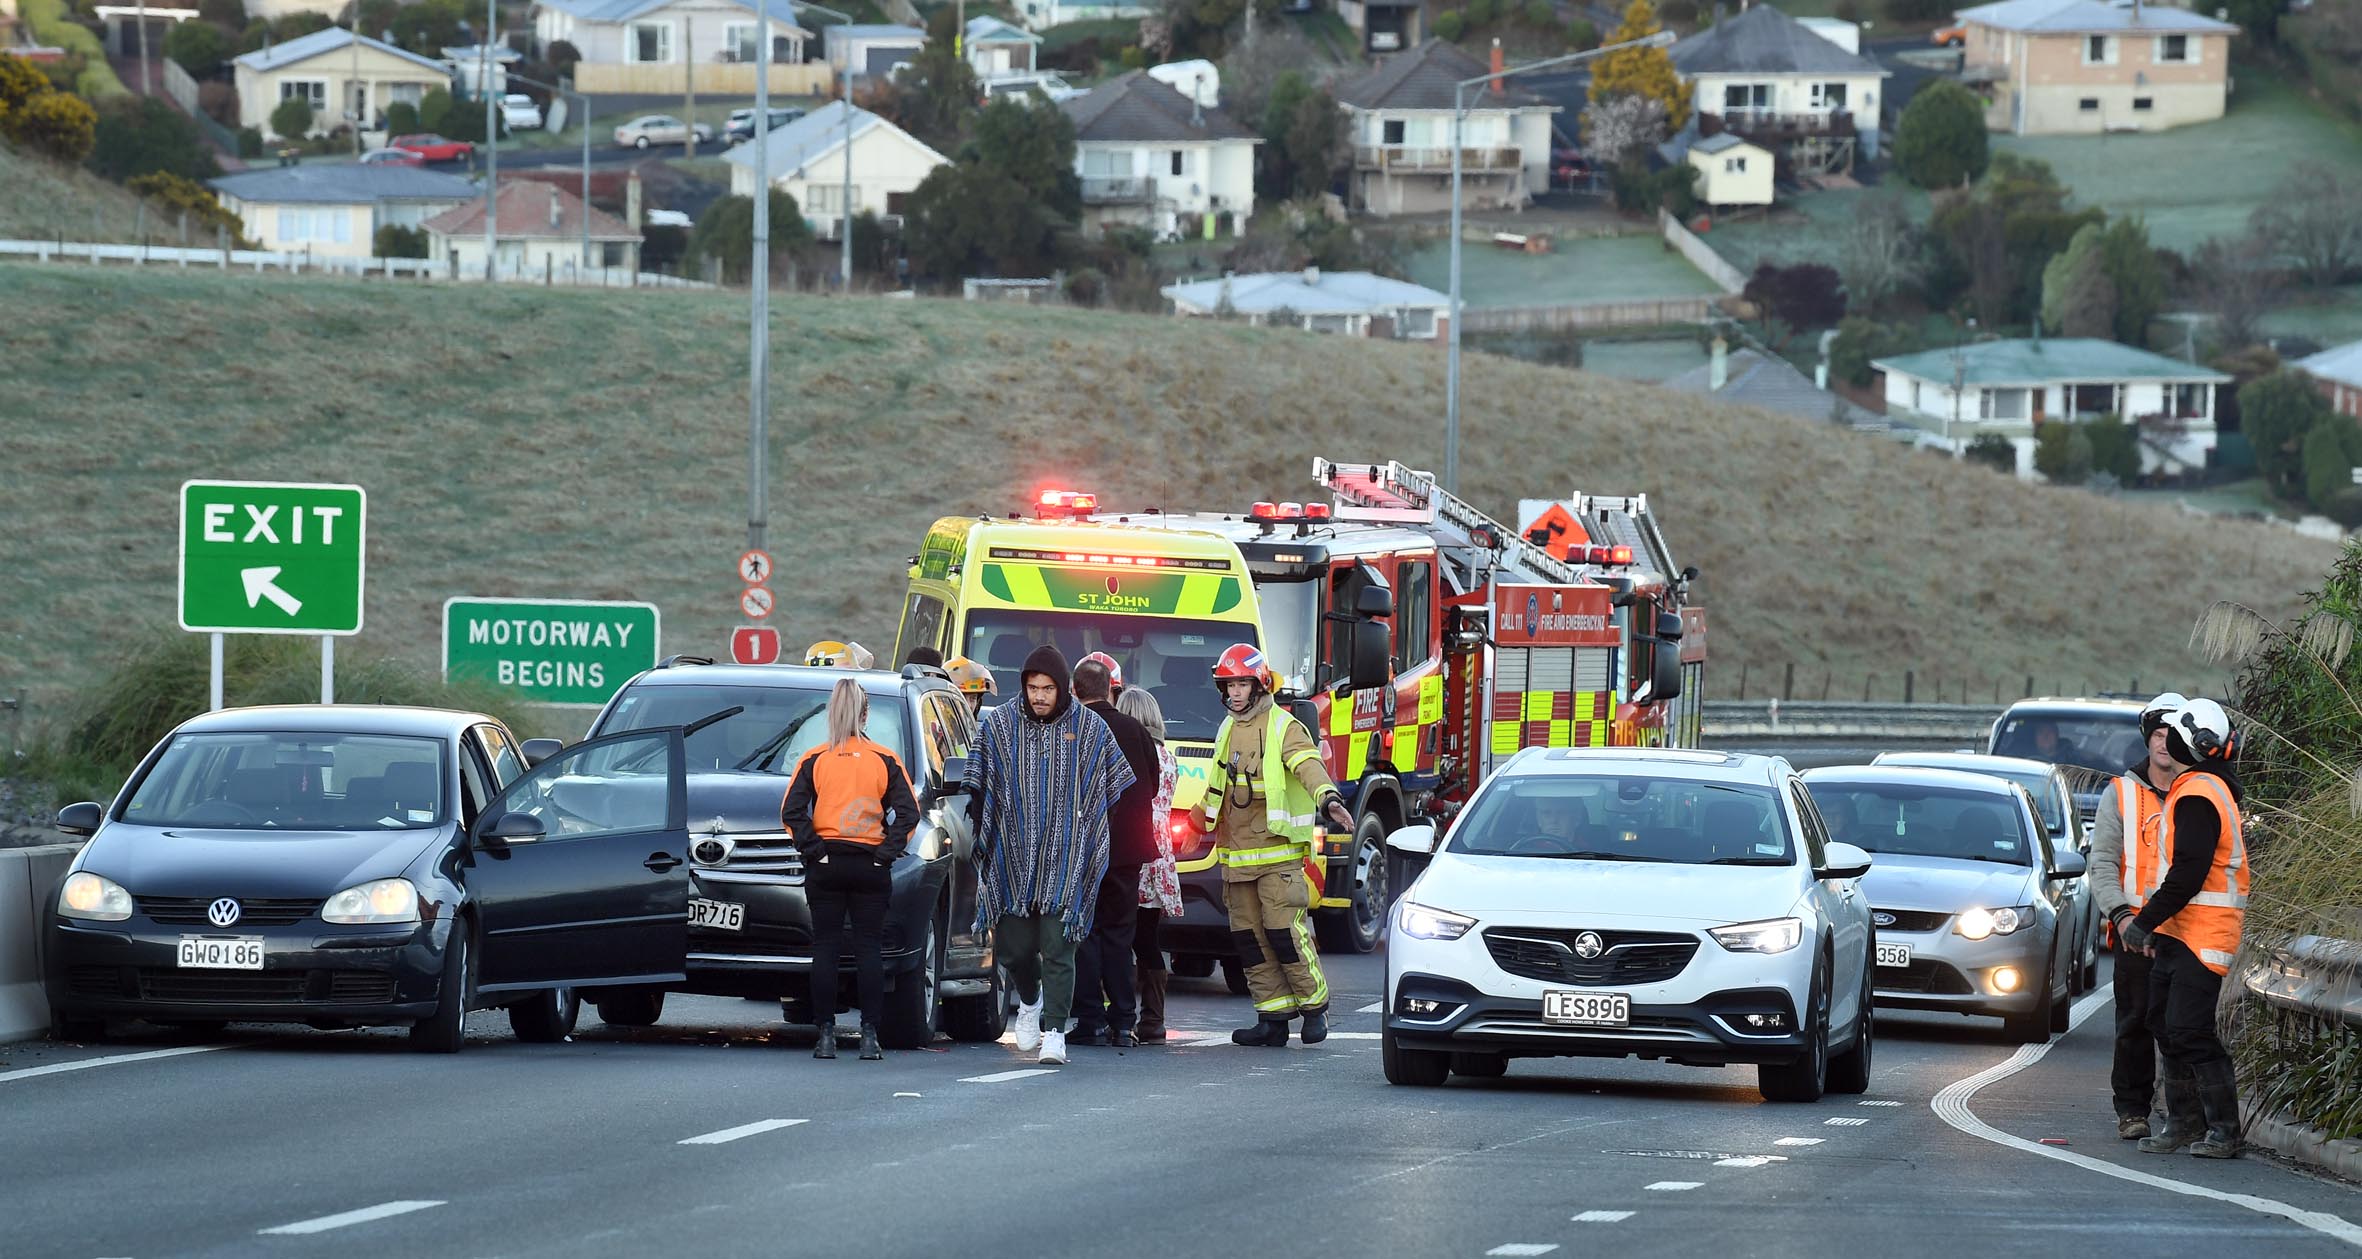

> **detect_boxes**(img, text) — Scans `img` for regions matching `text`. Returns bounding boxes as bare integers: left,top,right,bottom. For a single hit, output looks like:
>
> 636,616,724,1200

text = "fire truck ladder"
1568,492,1679,584
1313,458,1583,589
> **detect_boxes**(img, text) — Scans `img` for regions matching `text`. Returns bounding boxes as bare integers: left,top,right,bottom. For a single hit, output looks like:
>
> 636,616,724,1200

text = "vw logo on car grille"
1572,931,1605,959
1872,911,1897,928
206,898,242,928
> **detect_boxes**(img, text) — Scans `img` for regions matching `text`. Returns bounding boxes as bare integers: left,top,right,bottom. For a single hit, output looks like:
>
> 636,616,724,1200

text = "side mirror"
1649,639,1684,702
2048,849,2088,881
55,801,103,838
925,757,969,808
1355,585,1395,619
480,811,547,845
1349,618,1391,692
1817,841,1873,880
1387,823,1437,856
520,738,563,768
1655,611,1684,640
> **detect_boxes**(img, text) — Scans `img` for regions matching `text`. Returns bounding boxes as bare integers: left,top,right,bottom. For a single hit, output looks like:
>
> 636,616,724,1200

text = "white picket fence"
0,239,711,288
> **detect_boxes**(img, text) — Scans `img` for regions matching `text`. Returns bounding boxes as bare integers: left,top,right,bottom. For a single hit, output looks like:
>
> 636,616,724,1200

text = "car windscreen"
596,683,909,773
1989,711,2143,776
961,610,1246,745
120,732,447,830
1804,780,2030,865
1447,776,1793,865
1883,760,2065,835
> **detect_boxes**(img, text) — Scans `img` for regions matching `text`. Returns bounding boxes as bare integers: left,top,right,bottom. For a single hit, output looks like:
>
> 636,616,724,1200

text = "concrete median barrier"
1,843,81,1042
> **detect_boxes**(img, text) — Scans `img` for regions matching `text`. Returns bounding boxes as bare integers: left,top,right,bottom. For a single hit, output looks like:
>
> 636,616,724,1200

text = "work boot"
858,1023,883,1061
1110,1027,1137,1048
2139,1062,2205,1153
2117,1115,2151,1140
813,1024,838,1060
1231,1018,1290,1047
1135,967,1169,1043
1069,1023,1108,1047
2190,1059,2243,1159
1299,1009,1329,1045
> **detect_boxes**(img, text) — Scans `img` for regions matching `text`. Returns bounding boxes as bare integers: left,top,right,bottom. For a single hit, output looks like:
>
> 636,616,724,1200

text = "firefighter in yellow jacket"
1188,645,1355,1047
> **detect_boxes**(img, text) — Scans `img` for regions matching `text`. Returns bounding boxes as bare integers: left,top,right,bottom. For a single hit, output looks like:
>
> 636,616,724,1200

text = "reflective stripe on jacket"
1204,701,1330,871
2116,774,2167,910
2153,772,2248,975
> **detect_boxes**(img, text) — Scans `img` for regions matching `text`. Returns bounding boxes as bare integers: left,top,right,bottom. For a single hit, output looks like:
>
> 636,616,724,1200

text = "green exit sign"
179,480,368,635
443,598,661,706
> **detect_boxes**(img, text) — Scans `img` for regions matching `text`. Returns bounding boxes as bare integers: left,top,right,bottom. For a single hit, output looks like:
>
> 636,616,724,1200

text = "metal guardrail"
2242,934,2362,1029
1703,700,2003,742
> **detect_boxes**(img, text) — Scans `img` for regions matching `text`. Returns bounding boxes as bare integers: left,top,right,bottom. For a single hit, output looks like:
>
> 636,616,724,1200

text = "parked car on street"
725,105,804,142
1802,765,2085,1044
1932,23,1965,45
579,658,1004,1048
1986,697,2150,816
386,133,473,162
501,93,544,130
359,146,426,166
1382,748,1876,1102
614,114,713,149
43,705,693,1052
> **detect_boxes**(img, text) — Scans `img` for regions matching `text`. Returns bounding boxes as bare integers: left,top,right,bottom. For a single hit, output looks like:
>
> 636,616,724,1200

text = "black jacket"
2132,759,2243,931
1088,698,1162,868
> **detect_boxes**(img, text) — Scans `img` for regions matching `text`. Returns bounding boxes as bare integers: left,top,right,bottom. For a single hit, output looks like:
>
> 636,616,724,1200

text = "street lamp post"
504,71,593,268
1444,30,1676,493
480,0,498,279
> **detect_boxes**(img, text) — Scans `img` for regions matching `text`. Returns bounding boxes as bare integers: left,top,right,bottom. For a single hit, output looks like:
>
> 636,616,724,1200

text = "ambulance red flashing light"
1035,489,1099,517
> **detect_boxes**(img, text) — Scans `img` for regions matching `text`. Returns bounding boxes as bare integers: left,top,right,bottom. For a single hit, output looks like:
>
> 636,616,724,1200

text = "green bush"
1433,9,1467,40
1522,0,1554,25
373,224,429,258
383,100,420,136
269,95,314,139
1965,433,2017,474
236,125,263,157
2082,413,2140,484
1566,16,1597,47
1466,0,1496,26
1829,315,1906,387
162,19,230,76
8,88,97,162
1610,158,1698,218
19,0,128,96
1895,80,1989,190
89,95,222,180
2300,417,2362,512
2032,419,2093,482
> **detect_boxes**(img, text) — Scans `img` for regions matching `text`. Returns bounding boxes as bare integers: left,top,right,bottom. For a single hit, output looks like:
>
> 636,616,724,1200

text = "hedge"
20,0,129,97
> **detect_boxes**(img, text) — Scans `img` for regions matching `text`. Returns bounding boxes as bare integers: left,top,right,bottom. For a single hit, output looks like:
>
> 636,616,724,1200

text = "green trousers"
996,911,1081,1026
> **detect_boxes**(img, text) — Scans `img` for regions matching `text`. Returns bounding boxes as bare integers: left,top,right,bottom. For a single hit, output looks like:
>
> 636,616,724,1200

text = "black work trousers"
2145,932,2230,1072
1070,863,1143,1033
2111,942,2158,1121
807,853,891,1028
1133,905,1165,971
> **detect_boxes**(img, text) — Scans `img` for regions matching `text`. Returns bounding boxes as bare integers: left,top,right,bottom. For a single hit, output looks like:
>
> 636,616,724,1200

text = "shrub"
0,51,51,122
1829,315,1902,386
1523,0,1554,25
126,170,250,243
1965,433,2017,474
2318,487,2362,529
547,39,582,72
195,0,246,27
640,223,688,273
1566,16,1597,47
1119,44,1146,68
2301,418,2362,512
1609,157,1697,218
2082,413,2140,484
383,100,419,135
19,0,127,96
687,189,815,285
2032,420,2095,483
1742,261,1848,332
236,124,263,157
373,224,429,258
1433,8,1466,39
1832,0,1862,20
1895,80,1989,190
268,94,313,139
1064,266,1107,305
89,95,222,180
8,89,97,161
163,19,230,76
1466,0,1496,26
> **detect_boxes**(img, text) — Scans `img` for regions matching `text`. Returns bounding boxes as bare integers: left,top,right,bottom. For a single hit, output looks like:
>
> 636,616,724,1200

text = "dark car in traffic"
582,659,1004,1048
44,705,695,1051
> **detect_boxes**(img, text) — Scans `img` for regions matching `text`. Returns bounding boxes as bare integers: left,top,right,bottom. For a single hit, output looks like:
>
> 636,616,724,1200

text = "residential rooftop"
721,100,940,178
1334,39,1553,111
420,180,638,240
1059,70,1257,144
1163,269,1449,315
1667,346,1883,425
232,26,449,74
1957,0,2239,34
1873,337,2232,385
1668,4,1890,78
208,163,480,204
2296,340,2362,390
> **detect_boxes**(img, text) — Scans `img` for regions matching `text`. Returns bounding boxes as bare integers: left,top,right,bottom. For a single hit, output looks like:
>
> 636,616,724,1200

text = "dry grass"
0,265,2339,738
0,142,160,244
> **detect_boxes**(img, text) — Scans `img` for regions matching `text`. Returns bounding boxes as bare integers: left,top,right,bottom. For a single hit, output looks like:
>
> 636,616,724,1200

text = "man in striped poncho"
964,644,1136,1065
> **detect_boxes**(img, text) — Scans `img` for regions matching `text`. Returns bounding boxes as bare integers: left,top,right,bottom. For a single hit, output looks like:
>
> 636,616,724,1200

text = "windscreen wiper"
733,713,813,771
1533,850,1671,862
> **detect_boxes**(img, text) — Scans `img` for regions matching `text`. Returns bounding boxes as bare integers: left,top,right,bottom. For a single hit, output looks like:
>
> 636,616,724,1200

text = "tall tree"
2251,163,2362,290
972,96,1079,220
2238,369,2334,500
1588,0,1690,129
1894,80,1988,189
865,10,980,154
1839,192,1919,314
2190,233,2279,351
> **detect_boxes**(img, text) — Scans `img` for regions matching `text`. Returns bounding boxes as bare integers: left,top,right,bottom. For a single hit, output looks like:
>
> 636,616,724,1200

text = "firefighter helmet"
945,656,996,695
1078,651,1124,691
2139,691,2189,738
2165,697,2236,764
1209,643,1274,693
804,640,876,670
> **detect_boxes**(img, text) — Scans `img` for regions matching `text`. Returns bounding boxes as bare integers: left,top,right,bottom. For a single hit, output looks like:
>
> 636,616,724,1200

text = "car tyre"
1382,1027,1450,1086
1219,954,1250,996
1315,813,1389,955
1449,1052,1508,1079
2048,967,2073,1033
48,1007,105,1043
594,988,666,1027
633,135,650,149
1826,957,1874,1095
1759,963,1829,1102
943,961,1008,1043
879,916,941,1049
2003,960,2053,1044
2078,922,2101,994
409,928,471,1054
508,987,580,1043
1170,954,1215,979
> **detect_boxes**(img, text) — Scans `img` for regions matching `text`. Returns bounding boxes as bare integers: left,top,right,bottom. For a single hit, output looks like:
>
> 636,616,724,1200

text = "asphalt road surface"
4,950,2356,1259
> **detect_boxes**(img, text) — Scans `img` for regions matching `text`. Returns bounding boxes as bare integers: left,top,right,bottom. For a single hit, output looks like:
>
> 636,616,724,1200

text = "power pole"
683,22,696,160
750,0,770,556
481,1,497,280
839,87,852,289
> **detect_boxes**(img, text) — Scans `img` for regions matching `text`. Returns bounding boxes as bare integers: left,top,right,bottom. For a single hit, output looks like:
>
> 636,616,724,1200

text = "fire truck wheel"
1315,813,1389,955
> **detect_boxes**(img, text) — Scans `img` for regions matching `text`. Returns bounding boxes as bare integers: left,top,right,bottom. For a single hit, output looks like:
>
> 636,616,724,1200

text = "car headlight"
59,872,132,922
322,878,421,925
1709,916,1803,954
1399,902,1476,941
1955,905,2034,941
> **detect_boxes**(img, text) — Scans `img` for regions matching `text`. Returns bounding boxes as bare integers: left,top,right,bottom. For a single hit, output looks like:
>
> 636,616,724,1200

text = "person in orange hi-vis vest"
2120,698,2248,1160
2089,692,2183,1141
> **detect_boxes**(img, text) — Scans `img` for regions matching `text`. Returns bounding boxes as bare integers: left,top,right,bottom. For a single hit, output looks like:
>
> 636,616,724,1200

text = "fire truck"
1103,460,1707,969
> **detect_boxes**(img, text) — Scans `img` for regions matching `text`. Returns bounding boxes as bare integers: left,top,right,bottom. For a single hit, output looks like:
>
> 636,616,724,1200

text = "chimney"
1709,334,1728,391
1303,265,1320,287
1191,73,1204,128
549,186,562,229
625,171,643,230
1489,39,1504,96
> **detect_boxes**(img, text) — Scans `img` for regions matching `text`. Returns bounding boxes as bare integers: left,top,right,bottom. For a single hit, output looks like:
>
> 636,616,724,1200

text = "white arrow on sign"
241,566,304,616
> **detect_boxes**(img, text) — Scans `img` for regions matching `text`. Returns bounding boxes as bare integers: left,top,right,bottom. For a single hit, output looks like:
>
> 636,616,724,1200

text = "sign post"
443,598,661,707
179,480,368,709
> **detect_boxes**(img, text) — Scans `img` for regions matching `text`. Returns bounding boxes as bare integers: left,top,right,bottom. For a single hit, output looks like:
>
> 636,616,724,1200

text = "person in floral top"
1118,686,1182,1043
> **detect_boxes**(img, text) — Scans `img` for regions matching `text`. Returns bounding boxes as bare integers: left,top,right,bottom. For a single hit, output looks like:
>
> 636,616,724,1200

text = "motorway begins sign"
443,598,661,706
179,480,368,635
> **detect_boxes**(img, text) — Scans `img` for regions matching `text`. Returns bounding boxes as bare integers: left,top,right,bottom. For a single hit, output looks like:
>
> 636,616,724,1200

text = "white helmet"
2165,697,2236,764
2139,691,2188,736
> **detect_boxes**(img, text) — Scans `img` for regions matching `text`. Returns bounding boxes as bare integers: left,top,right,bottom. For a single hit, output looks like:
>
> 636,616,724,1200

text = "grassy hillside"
0,141,158,243
0,266,2337,739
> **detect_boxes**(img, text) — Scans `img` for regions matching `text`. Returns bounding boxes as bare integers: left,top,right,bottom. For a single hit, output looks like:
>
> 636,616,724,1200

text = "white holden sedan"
1383,748,1877,1102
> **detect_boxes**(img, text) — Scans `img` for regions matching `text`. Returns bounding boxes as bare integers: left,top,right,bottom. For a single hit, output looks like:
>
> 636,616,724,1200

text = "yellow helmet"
803,640,876,670
944,655,997,695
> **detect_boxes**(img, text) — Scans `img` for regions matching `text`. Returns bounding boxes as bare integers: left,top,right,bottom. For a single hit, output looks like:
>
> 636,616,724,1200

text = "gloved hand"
2119,919,2155,955
1322,795,1354,833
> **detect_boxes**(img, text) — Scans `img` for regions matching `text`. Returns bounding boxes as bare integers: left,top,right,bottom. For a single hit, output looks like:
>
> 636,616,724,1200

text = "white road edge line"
1357,1002,1384,1013
960,1069,1060,1084
1486,1245,1559,1256
1571,1210,1635,1223
1774,1138,1825,1147
258,1200,444,1235
677,1119,808,1145
1644,1181,1704,1191
0,1044,232,1083
1932,986,2362,1250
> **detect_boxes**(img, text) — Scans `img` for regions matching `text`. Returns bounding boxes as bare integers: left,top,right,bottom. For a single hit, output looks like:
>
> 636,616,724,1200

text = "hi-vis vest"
2153,772,2248,975
2113,774,2167,910
1204,708,1322,869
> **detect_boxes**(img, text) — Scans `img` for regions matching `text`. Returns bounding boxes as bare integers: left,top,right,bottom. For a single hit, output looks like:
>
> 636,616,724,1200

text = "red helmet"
1079,651,1124,690
1209,643,1274,693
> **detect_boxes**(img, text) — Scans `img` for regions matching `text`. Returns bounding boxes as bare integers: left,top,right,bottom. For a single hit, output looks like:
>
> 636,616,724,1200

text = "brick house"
1956,0,2241,135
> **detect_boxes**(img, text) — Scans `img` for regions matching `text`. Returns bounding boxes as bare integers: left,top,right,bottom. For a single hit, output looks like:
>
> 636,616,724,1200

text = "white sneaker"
1038,1028,1067,1065
1013,998,1044,1053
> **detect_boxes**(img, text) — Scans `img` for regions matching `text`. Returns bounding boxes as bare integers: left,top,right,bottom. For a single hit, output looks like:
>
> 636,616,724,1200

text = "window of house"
884,190,909,216
628,21,672,63
2079,97,2100,111
277,207,350,244
279,79,326,110
1723,82,1768,111
2156,33,2189,63
1169,149,1186,177
1725,156,1746,173
1081,147,1129,177
1382,118,1405,144
1910,379,1923,411
1979,388,2029,420
1399,306,1436,337
1811,81,1847,110
2133,96,2153,111
724,21,758,62
2083,34,2112,64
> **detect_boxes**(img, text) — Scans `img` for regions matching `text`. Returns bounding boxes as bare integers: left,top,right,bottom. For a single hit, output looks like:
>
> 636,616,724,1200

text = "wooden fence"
1658,206,1747,295
1460,296,1716,333
572,61,834,97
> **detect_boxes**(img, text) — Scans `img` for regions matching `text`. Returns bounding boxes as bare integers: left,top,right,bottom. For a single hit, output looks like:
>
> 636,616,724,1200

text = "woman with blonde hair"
1116,685,1182,1043
782,678,919,1060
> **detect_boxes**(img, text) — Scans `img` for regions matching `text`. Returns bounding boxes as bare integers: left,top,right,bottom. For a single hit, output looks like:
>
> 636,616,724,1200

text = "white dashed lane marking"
257,1201,444,1235
1825,1117,1870,1127
1715,1156,1784,1168
1859,1100,1903,1107
0,1044,233,1083
1486,1245,1560,1256
1645,1181,1703,1192
1774,1137,1825,1147
678,1119,808,1145
1572,1211,1635,1223
1357,1002,1384,1013
960,1069,1060,1084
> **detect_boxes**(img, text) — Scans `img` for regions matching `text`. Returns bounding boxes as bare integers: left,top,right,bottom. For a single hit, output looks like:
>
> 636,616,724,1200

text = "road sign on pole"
740,587,774,619
443,598,661,706
179,481,367,635
738,550,773,584
731,626,781,665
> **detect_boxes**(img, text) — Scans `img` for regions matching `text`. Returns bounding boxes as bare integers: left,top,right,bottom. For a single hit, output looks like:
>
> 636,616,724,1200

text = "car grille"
325,972,398,1003
66,966,128,999
1481,928,1699,986
1878,959,1976,995
708,832,806,880
1872,908,1952,933
137,896,322,926
128,968,400,1004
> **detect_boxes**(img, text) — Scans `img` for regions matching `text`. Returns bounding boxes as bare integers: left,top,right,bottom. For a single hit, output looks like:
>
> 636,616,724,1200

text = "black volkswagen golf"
44,704,694,1051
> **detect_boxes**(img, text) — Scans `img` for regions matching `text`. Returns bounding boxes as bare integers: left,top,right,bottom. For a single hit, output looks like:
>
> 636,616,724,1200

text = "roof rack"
902,663,950,682
656,654,714,669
